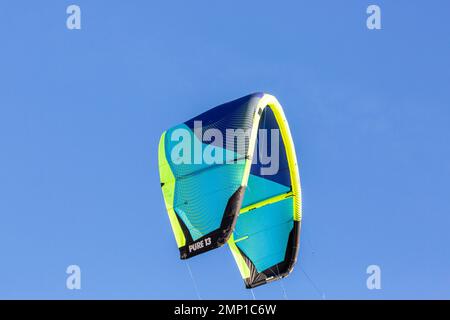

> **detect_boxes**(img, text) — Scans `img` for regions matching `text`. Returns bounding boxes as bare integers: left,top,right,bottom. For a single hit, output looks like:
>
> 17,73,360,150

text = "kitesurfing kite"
158,93,302,288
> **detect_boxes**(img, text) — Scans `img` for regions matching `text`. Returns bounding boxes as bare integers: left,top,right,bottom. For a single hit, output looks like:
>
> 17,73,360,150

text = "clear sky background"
0,1,449,299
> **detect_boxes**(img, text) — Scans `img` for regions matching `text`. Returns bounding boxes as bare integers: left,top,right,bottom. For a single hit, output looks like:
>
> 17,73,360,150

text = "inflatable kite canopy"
158,93,302,288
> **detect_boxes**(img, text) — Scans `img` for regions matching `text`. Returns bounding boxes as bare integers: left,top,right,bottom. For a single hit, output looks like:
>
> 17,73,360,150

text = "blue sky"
0,1,449,299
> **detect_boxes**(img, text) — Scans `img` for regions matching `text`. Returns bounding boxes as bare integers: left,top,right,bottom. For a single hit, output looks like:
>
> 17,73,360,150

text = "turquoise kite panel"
173,164,244,240
234,198,294,272
164,124,246,241
242,174,291,208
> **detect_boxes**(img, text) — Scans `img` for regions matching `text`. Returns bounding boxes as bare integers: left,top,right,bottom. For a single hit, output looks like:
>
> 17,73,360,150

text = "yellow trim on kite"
228,234,251,279
229,93,303,280
239,191,294,214
240,93,302,221
264,95,302,222
158,132,186,248
234,235,249,243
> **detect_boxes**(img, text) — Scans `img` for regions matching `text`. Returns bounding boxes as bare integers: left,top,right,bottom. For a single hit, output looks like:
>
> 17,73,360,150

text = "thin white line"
185,261,202,300
300,265,325,299
250,288,256,300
